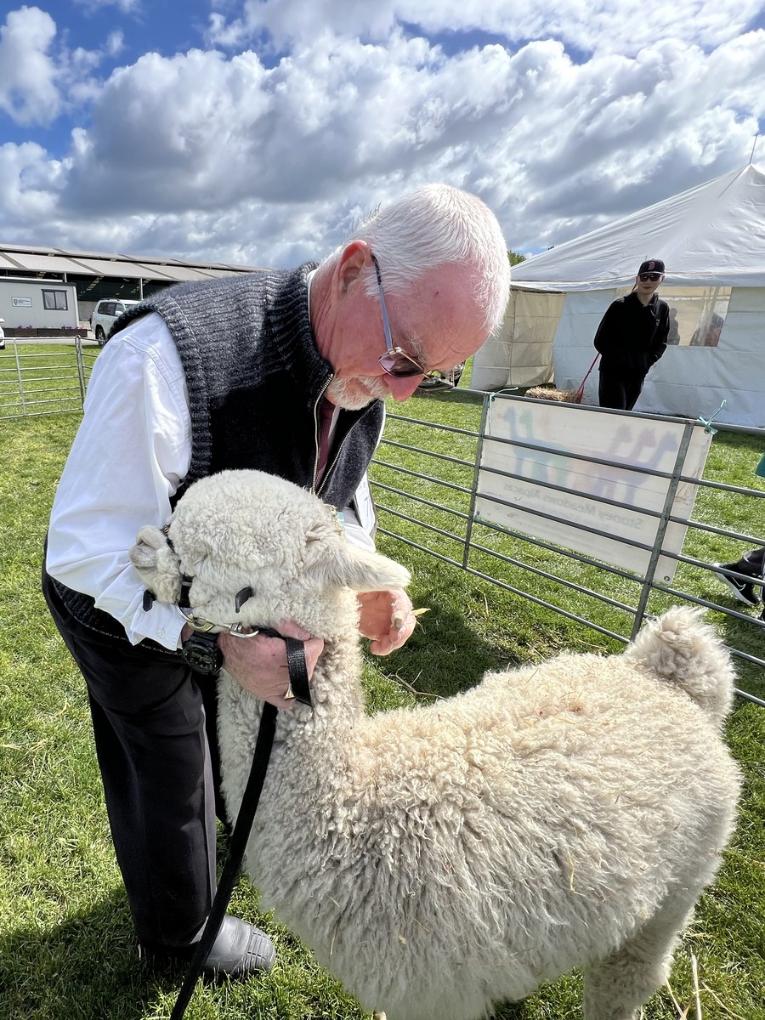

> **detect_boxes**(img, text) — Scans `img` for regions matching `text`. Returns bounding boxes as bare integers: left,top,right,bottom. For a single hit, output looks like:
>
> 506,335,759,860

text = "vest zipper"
311,378,332,492
317,422,355,498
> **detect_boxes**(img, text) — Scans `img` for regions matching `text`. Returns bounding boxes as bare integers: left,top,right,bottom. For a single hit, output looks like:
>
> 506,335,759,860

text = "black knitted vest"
49,263,384,650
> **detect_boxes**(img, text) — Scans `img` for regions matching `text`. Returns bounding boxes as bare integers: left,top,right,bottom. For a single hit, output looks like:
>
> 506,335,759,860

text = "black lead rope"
170,634,311,1020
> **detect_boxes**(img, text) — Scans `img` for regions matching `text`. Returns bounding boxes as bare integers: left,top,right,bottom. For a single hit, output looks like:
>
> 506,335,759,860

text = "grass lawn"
1,392,763,1019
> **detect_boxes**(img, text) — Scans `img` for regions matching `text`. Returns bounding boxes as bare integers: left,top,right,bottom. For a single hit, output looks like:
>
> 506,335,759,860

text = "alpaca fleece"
130,469,741,1020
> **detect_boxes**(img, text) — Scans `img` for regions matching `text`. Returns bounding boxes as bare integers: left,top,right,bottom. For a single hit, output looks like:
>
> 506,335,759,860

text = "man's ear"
307,536,410,593
336,240,371,294
129,525,183,604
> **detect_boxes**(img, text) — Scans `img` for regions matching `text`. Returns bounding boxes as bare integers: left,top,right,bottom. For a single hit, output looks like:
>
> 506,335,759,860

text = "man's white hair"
329,184,511,335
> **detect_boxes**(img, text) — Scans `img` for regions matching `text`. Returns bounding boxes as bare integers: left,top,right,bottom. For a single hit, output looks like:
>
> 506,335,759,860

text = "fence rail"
371,393,765,706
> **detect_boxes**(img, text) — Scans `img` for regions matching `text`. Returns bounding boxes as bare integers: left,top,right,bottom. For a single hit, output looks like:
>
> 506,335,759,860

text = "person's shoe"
712,563,760,607
139,915,276,978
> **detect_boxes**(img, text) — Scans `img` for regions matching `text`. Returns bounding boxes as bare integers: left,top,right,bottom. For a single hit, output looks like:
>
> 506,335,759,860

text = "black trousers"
598,368,646,411
42,570,224,949
731,547,765,577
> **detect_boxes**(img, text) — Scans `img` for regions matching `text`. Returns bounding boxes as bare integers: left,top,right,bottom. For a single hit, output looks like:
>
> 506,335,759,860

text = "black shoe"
140,915,276,978
713,563,760,607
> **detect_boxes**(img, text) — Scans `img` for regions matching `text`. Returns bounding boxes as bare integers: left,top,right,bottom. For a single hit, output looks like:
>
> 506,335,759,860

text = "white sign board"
476,400,712,583
12,296,32,307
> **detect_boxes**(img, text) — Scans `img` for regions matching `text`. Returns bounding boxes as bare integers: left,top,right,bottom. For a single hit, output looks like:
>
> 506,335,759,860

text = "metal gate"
0,337,96,420
370,391,765,706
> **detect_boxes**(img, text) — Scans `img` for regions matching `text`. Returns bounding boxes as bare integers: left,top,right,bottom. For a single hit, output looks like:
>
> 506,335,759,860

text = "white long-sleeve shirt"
46,311,377,651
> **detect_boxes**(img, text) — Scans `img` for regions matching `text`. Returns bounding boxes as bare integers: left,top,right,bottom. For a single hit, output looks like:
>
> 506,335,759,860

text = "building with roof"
0,242,257,331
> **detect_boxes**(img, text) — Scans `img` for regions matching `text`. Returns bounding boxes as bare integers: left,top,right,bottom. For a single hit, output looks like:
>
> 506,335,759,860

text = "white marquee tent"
474,163,765,428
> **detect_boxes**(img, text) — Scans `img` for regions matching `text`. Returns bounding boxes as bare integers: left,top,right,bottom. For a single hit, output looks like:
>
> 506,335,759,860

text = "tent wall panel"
640,347,765,425
472,289,563,390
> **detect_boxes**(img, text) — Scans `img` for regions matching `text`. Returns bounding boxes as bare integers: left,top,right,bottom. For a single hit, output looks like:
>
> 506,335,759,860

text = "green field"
1,387,763,1019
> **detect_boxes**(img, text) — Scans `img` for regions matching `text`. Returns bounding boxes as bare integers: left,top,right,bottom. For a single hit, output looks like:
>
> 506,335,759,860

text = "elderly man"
42,184,511,977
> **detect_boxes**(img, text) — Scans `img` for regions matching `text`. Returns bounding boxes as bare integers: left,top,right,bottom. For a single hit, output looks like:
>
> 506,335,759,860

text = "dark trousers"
42,570,224,949
731,547,765,577
598,368,646,411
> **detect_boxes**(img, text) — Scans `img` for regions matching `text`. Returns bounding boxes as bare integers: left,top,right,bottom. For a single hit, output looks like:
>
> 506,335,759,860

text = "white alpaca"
130,469,741,1020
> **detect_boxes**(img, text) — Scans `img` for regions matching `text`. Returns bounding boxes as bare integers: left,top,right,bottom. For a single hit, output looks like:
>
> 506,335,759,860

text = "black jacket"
594,291,669,376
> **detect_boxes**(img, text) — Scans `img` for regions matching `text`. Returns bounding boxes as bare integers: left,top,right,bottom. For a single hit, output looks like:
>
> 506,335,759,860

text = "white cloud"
0,6,763,264
0,6,128,126
0,6,60,125
74,0,141,13
0,142,62,227
106,30,125,56
207,0,764,56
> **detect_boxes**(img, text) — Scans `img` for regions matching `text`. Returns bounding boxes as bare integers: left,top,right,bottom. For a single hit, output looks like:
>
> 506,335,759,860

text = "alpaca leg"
583,892,697,1020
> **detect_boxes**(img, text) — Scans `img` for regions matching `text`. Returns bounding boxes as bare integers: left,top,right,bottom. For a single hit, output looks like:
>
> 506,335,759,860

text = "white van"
91,299,140,345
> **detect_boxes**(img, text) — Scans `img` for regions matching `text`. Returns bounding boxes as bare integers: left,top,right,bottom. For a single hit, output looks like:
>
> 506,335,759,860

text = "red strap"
574,353,600,401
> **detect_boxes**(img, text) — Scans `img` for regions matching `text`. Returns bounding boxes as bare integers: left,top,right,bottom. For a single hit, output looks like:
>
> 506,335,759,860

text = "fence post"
463,392,491,569
630,421,695,639
74,336,86,408
12,340,27,416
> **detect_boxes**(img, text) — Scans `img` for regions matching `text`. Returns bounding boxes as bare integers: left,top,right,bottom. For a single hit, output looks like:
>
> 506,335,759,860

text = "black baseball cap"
638,259,665,275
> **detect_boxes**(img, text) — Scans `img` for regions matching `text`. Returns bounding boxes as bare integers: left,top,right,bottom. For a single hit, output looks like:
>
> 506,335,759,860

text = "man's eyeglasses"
370,254,427,378
639,272,663,282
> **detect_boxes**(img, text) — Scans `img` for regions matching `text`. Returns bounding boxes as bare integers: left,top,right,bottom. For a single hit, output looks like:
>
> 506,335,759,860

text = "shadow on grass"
382,598,526,700
414,385,485,407
0,892,182,1020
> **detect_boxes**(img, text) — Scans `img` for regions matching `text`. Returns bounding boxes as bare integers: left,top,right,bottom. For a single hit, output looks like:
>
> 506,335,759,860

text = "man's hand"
357,588,416,655
217,621,324,710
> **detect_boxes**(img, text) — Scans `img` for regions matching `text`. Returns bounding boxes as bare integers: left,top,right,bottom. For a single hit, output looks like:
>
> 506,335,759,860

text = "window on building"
43,289,68,311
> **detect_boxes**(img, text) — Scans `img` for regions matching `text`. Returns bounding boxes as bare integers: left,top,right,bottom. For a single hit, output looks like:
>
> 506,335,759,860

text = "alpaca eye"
234,586,254,612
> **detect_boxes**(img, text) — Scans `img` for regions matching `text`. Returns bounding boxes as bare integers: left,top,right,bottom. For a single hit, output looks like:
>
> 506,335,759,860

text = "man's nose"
385,373,425,401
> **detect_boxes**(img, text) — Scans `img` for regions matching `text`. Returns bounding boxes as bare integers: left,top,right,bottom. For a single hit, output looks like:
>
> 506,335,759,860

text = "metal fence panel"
371,392,765,706
0,338,93,420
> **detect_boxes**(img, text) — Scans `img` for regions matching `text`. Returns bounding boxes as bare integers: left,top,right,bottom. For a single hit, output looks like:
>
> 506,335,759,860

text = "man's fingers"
304,637,325,672
277,619,315,641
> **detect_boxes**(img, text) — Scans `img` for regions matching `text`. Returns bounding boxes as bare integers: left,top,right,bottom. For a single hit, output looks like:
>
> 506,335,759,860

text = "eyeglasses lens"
378,351,425,378
640,273,661,281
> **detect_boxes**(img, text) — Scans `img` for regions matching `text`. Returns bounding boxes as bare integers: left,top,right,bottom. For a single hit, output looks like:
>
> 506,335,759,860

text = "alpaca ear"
129,525,183,604
308,538,410,593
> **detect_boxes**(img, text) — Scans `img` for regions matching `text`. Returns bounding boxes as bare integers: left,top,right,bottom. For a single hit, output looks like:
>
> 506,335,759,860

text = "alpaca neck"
309,631,367,726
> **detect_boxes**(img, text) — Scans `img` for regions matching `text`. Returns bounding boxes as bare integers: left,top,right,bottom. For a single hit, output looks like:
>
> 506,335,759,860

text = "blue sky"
1,0,764,266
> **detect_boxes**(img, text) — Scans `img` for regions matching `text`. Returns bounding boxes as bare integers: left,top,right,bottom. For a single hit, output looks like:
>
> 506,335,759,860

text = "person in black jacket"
594,258,670,410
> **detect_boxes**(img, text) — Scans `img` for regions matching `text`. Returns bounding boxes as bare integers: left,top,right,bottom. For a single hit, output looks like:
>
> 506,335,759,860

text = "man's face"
636,271,664,298
325,259,488,410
